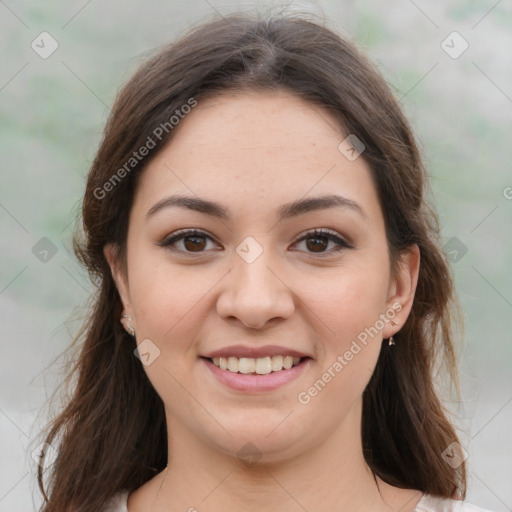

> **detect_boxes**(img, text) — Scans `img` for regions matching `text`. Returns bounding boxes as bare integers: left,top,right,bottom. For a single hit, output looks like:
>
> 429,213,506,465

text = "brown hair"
36,12,466,511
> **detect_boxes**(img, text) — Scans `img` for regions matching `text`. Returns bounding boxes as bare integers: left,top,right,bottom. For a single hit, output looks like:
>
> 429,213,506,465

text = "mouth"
204,355,306,375
200,355,312,393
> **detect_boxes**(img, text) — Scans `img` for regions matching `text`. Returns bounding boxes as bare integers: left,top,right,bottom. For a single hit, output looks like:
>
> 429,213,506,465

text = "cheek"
298,279,386,417
127,256,212,401
303,259,389,394
127,245,208,332
306,261,390,339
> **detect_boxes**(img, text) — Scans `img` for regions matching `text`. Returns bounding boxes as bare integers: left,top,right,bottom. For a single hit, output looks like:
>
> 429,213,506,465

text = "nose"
215,244,295,330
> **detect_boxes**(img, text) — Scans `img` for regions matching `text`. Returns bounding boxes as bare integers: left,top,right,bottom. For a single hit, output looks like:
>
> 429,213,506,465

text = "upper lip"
202,345,312,359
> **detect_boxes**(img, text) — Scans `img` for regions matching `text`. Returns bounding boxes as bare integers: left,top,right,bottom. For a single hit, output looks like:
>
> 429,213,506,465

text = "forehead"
160,89,346,166
132,90,382,225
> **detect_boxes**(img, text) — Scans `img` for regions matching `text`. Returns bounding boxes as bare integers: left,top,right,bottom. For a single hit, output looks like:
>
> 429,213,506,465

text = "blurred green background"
0,1,511,510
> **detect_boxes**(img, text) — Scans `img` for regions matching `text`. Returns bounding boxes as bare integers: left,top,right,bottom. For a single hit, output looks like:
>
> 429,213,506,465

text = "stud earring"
121,312,135,337
388,336,395,346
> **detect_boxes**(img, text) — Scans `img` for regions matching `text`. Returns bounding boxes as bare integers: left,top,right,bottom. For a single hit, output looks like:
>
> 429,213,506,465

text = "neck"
148,400,419,512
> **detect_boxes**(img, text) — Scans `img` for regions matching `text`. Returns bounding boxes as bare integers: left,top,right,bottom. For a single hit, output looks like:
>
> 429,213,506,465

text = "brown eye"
159,229,218,254
305,234,329,252
294,229,352,256
159,228,351,257
183,235,207,252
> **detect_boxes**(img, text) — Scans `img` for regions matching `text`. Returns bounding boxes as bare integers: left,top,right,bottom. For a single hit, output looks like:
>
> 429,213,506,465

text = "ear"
382,244,420,339
104,243,132,316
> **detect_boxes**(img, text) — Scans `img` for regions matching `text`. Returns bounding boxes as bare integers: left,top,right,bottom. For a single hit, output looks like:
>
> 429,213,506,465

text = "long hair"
36,12,466,511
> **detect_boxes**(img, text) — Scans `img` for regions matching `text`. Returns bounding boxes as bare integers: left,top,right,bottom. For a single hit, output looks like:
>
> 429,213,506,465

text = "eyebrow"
145,193,367,222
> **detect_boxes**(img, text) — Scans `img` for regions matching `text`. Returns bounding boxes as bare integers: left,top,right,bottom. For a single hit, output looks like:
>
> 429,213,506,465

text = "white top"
101,490,496,511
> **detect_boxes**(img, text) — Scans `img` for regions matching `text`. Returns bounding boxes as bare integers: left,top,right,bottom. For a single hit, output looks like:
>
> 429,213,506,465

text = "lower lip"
201,357,312,393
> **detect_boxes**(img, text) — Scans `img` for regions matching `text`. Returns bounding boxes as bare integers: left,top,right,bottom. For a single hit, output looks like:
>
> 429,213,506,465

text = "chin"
204,413,309,463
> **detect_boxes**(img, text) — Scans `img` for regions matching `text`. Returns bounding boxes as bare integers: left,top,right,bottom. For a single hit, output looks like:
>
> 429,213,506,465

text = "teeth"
255,357,272,375
283,355,294,370
228,357,238,373
271,355,283,371
211,355,302,375
239,357,255,374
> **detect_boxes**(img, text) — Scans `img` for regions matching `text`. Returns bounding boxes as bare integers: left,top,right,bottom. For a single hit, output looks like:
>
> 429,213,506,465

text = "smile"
202,356,311,393
210,355,302,375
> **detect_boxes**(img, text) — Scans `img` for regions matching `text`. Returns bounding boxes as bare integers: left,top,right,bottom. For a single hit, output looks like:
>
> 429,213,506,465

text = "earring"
389,317,400,346
121,313,135,336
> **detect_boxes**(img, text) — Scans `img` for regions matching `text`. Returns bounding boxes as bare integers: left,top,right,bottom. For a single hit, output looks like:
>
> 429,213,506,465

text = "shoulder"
415,494,496,512
100,490,129,512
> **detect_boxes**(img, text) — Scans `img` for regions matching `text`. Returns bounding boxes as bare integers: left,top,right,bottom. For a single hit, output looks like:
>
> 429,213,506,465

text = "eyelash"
158,228,352,257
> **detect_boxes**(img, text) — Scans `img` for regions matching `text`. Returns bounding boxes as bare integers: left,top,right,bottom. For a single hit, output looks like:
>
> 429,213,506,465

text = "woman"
36,12,494,512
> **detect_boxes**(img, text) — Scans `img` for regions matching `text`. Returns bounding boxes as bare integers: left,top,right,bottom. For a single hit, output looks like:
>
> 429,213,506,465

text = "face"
107,90,419,462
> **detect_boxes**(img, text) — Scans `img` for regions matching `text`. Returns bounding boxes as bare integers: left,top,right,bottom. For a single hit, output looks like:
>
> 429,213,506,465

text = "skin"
105,89,421,512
